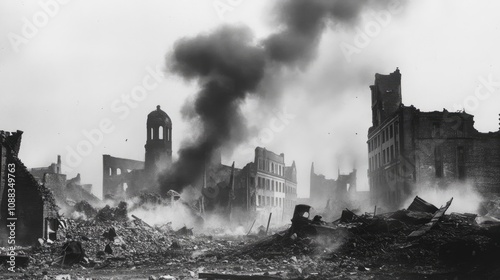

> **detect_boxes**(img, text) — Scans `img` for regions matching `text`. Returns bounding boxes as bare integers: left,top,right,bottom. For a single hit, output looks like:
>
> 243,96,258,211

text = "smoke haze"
161,0,407,194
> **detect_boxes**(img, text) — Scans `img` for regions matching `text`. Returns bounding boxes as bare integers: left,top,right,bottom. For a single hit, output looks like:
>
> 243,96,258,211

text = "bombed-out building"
368,68,500,209
309,163,357,211
0,130,58,246
199,154,241,216
234,147,297,224
103,105,172,199
30,156,100,206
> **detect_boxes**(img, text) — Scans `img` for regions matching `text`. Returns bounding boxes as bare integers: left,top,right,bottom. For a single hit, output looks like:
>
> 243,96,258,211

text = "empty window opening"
159,126,164,140
435,145,443,178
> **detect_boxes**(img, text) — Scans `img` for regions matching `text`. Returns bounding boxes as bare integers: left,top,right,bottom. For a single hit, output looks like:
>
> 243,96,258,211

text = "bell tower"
145,105,172,173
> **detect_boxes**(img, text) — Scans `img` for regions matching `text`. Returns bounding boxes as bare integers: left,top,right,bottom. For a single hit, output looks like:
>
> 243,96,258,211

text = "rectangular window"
258,195,261,206
383,149,386,164
390,125,393,138
391,145,394,161
435,145,443,178
457,146,466,180
395,142,399,157
432,122,441,138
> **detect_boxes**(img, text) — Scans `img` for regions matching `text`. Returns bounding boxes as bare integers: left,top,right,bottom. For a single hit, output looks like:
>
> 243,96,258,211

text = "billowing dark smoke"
160,0,396,193
161,26,266,190
265,0,370,66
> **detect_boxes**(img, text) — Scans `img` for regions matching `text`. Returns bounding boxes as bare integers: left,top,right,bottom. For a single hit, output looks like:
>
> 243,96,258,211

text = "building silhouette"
368,68,500,209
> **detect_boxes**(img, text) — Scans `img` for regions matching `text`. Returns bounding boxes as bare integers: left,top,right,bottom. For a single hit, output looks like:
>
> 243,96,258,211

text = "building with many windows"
234,147,297,225
368,68,500,210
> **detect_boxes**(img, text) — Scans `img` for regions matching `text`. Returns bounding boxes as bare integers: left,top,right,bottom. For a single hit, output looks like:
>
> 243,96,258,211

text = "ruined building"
0,130,58,246
30,156,100,206
199,151,241,216
103,105,172,199
309,163,357,211
368,68,500,209
235,147,297,224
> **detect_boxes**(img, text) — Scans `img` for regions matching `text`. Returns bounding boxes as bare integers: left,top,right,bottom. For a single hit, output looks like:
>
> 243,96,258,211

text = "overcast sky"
1,0,500,198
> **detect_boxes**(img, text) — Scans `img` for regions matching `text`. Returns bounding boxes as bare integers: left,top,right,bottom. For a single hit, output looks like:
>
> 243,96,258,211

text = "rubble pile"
231,197,500,278
72,201,98,219
95,201,128,222
3,196,500,279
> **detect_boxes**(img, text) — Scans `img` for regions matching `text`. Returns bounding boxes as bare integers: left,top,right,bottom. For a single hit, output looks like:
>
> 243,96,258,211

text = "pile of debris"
73,200,98,219
24,215,203,272
95,201,128,222
229,196,500,278
3,195,500,279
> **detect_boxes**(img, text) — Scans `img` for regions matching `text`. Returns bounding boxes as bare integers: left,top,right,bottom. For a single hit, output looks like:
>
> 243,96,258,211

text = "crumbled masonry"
2,196,500,279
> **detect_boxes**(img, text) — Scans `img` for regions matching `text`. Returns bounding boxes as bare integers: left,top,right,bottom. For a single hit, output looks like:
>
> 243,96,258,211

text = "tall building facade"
253,147,297,223
234,147,297,224
368,69,500,209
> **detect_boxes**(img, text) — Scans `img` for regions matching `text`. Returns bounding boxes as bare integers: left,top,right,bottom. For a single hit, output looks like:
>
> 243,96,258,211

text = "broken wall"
102,155,145,199
0,131,58,246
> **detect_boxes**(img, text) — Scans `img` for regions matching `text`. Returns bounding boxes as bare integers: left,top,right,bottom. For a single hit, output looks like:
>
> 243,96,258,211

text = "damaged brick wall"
0,130,58,246
368,69,500,210
102,155,145,199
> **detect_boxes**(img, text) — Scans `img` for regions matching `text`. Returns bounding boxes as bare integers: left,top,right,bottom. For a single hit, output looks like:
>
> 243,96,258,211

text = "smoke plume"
161,0,398,192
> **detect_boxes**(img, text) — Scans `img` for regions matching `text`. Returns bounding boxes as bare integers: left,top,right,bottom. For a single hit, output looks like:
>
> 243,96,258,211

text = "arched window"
109,168,112,176
116,168,122,175
150,127,154,140
159,126,164,140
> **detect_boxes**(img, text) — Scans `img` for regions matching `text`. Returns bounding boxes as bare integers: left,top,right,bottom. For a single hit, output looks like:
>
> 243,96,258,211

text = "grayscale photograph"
1,0,500,279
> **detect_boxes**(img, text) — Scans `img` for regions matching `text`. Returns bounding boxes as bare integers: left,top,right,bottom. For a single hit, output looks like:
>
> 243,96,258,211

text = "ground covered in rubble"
2,210,500,280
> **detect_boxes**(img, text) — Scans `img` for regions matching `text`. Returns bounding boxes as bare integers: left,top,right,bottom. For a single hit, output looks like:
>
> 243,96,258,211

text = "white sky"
1,0,500,199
